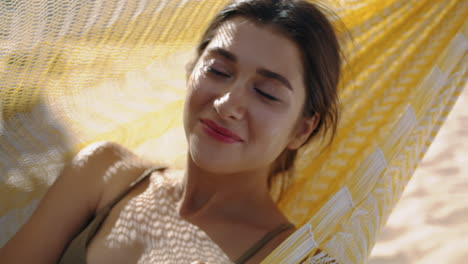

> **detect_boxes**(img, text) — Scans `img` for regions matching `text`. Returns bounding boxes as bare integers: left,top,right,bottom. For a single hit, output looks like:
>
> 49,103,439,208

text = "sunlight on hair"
211,20,238,50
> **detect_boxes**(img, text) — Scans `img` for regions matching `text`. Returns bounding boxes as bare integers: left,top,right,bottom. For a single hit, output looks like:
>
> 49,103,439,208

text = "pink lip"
200,119,243,143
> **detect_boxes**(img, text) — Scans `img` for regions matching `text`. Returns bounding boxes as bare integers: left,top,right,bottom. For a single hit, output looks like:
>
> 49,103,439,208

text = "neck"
177,155,282,228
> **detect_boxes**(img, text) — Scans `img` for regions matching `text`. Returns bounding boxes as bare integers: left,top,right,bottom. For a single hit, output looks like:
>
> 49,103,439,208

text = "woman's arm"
0,141,149,264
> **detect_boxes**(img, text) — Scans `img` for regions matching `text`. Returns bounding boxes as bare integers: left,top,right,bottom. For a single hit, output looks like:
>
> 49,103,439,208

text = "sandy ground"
368,85,468,264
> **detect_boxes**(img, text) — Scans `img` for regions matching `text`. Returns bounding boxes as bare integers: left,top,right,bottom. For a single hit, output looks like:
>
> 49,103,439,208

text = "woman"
0,0,341,263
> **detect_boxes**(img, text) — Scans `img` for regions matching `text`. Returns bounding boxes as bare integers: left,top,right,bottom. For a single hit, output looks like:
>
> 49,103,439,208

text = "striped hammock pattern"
0,0,466,263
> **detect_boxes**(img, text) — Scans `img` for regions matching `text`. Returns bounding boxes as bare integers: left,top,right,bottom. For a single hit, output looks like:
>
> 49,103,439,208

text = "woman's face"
183,17,316,176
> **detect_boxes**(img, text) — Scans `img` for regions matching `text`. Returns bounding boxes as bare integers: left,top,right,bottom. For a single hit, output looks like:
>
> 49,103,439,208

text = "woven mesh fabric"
0,0,467,263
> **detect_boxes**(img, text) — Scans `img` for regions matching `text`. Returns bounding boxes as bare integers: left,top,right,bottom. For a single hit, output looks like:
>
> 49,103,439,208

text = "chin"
190,151,232,173
187,146,245,175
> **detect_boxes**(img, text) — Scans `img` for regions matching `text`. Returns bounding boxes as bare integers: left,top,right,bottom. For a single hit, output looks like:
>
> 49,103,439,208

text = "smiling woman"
186,0,341,198
185,16,317,177
0,0,341,263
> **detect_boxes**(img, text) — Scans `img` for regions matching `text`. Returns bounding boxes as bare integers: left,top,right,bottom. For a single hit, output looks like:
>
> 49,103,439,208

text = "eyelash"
206,66,230,78
205,66,280,102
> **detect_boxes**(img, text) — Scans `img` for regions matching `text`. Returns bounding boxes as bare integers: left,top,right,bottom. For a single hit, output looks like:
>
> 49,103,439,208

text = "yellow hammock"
0,0,466,263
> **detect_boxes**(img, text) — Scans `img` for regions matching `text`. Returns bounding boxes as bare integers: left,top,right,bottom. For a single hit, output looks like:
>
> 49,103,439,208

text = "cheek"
186,68,204,102
251,109,295,150
245,115,294,169
184,72,201,128
184,70,216,124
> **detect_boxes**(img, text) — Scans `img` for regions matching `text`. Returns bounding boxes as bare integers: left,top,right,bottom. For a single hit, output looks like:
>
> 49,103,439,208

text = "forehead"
205,17,304,83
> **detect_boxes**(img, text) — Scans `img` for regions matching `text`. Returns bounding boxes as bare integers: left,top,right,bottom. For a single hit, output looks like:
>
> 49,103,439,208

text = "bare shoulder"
0,141,154,264
72,141,158,212
71,141,146,170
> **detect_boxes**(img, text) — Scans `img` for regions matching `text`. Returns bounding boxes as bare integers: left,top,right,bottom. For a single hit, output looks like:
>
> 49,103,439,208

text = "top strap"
234,223,295,264
85,165,167,245
108,166,167,211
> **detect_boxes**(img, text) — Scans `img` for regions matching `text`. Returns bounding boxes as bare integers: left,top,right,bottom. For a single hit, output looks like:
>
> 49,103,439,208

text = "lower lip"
201,122,241,144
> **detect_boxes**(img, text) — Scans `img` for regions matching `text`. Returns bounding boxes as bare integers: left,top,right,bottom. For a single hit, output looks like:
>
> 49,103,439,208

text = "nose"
213,88,247,121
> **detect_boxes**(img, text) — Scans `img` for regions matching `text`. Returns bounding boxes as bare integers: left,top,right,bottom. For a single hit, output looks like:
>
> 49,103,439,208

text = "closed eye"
254,87,279,101
206,65,279,102
206,66,231,78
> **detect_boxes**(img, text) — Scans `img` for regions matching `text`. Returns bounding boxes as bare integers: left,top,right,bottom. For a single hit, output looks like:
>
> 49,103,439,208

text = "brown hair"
187,0,342,199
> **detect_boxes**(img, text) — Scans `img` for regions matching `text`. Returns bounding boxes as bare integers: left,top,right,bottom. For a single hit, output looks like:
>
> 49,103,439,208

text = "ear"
287,113,320,150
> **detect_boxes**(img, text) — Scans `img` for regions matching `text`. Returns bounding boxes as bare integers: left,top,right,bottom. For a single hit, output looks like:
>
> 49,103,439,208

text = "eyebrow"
206,47,293,91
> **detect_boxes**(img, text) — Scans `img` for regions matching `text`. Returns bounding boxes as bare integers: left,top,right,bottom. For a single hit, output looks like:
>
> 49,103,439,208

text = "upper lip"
200,118,244,142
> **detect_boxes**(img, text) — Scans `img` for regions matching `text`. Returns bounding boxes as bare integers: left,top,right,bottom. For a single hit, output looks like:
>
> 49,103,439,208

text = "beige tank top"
58,167,294,264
